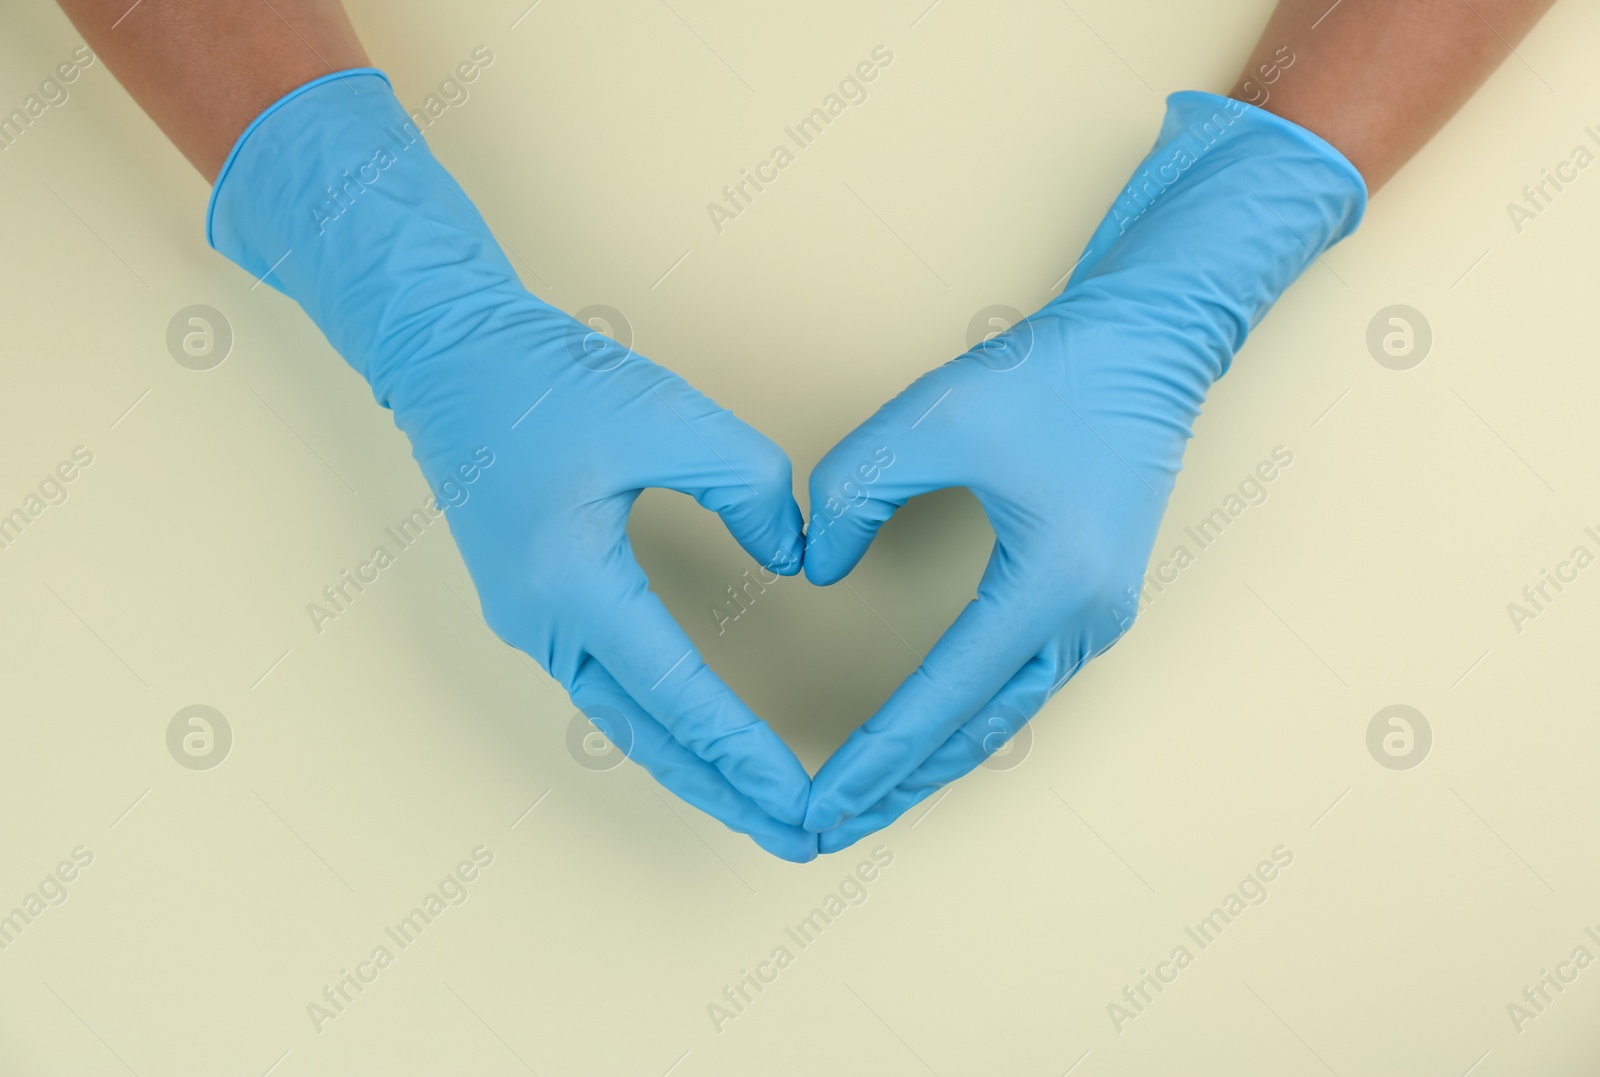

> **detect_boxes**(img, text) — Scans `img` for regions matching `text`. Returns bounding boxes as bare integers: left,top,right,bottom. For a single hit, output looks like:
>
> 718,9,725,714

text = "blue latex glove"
210,70,816,862
802,92,1366,850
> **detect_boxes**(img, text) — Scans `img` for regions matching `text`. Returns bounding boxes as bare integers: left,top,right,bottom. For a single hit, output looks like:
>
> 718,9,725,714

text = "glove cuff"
207,68,530,408
205,67,394,253
1058,91,1368,381
1125,90,1367,249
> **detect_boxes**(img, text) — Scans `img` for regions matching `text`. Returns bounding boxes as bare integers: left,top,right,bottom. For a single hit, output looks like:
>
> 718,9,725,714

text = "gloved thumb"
804,370,958,585
645,380,805,575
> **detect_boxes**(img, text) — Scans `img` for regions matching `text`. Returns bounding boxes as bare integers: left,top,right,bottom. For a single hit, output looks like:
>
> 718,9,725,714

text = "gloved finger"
581,560,813,827
568,658,817,862
817,651,1060,854
804,369,967,587
642,379,805,575
803,547,1046,831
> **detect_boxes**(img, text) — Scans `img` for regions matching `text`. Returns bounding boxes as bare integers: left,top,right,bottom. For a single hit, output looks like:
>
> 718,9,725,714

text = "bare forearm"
1230,0,1557,191
55,0,367,180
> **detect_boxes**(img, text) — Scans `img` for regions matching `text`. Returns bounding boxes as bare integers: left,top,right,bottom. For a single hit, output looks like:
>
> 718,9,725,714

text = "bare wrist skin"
1228,0,1556,192
55,0,368,180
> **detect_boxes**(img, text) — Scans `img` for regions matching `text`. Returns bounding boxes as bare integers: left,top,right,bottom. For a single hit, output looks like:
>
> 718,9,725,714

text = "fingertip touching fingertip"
729,768,809,829
772,544,805,578
802,801,846,833
802,564,839,587
752,829,819,862
799,543,845,587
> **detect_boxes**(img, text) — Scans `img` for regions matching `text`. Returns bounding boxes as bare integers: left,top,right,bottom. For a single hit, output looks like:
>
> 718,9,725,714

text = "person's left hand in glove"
799,0,1552,851
801,89,1368,852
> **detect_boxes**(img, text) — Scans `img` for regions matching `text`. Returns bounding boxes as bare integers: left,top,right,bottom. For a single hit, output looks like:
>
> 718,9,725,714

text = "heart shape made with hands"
630,458,1003,836
214,71,1355,866
593,296,1177,862
575,91,1370,862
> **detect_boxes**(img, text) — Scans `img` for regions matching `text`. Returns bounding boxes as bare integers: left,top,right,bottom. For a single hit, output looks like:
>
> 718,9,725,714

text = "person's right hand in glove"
206,70,817,861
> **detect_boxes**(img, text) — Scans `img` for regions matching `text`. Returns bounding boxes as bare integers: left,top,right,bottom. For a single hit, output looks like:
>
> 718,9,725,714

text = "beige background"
3,0,1599,1073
